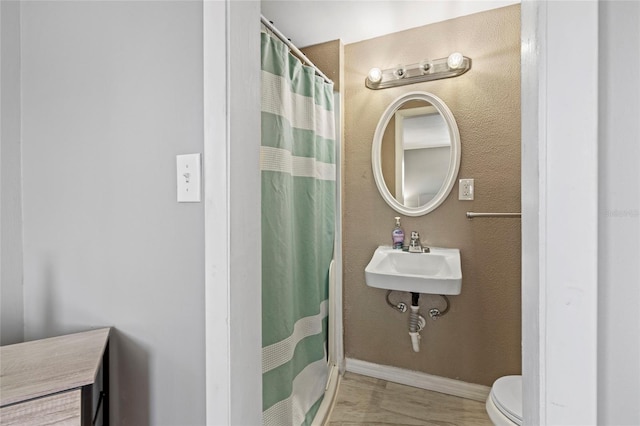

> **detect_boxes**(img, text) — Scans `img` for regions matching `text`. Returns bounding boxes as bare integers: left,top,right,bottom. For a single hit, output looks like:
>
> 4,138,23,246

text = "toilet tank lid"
491,375,522,423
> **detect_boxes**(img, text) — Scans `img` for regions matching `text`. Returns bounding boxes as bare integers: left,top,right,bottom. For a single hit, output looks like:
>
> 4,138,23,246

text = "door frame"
521,1,599,424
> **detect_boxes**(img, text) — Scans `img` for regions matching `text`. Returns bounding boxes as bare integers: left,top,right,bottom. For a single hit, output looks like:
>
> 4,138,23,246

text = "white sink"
365,246,462,295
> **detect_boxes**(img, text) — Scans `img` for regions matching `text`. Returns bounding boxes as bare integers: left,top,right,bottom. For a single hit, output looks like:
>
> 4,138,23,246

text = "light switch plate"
176,154,201,202
459,178,474,200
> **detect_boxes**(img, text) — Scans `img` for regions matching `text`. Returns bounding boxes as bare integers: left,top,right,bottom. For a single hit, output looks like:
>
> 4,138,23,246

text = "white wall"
598,1,640,424
19,1,206,424
0,0,24,346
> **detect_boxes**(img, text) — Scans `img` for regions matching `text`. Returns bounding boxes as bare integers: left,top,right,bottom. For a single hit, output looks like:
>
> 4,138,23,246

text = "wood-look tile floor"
327,372,493,426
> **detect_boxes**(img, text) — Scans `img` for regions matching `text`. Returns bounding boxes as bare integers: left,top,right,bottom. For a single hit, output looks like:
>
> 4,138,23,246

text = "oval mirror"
372,91,461,216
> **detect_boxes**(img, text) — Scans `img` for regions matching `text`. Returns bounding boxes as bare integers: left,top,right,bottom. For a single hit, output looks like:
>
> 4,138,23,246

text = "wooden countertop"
0,328,110,407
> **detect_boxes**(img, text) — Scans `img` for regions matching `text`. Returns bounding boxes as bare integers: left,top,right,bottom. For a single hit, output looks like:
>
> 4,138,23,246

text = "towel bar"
466,212,521,218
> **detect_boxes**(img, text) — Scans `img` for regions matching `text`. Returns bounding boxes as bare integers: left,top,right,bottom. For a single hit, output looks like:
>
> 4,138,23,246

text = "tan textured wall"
302,39,343,93
343,5,521,386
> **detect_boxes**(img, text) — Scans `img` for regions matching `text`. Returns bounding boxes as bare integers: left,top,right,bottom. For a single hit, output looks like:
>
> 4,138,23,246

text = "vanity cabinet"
0,328,110,426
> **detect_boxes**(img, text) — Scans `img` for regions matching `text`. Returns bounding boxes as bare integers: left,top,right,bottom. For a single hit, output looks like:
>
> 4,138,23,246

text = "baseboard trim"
345,358,490,402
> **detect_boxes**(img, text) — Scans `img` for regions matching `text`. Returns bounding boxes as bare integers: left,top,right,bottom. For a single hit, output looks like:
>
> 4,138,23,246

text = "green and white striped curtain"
261,29,336,426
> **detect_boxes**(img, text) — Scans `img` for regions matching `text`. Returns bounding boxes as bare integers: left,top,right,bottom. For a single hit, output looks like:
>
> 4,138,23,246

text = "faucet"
408,231,430,253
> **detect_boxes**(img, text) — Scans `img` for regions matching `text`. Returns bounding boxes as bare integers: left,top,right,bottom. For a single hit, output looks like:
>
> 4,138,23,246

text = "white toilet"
485,375,522,425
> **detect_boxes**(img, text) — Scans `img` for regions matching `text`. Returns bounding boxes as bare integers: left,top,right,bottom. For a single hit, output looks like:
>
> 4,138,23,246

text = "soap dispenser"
392,217,405,249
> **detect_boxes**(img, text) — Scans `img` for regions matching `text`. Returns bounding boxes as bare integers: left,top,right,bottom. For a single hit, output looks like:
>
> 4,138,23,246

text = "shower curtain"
261,29,336,426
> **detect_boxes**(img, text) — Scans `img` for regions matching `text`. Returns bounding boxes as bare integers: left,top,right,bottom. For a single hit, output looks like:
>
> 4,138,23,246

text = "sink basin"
365,246,462,294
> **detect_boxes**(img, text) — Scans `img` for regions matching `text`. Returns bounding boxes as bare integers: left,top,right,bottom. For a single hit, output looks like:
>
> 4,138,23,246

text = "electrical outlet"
459,178,474,200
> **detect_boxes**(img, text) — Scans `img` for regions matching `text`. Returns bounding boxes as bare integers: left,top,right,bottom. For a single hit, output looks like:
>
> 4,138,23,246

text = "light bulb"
367,67,382,83
447,52,464,70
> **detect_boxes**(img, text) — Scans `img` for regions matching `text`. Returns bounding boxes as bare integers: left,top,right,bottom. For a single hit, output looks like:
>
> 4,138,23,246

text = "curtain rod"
260,15,333,85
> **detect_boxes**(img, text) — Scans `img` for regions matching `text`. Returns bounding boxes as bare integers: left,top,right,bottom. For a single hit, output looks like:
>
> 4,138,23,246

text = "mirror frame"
372,91,461,216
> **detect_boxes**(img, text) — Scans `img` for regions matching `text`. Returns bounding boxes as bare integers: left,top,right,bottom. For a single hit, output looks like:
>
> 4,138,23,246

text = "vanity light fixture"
365,53,471,90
